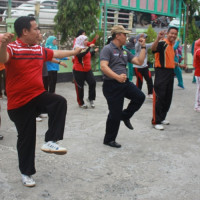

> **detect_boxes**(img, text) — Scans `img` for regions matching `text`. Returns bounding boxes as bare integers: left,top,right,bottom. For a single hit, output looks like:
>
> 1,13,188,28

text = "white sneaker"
87,99,95,108
41,141,67,155
79,103,88,109
21,174,36,187
36,117,42,122
147,94,153,99
161,120,170,125
154,124,164,130
39,114,48,118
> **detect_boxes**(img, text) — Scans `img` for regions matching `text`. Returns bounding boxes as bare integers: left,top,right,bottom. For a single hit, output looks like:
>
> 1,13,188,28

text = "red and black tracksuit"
73,47,96,106
134,67,153,94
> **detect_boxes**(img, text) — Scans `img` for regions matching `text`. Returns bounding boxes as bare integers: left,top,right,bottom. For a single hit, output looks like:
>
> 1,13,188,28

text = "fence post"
128,12,133,30
114,10,118,25
8,0,12,18
35,0,40,24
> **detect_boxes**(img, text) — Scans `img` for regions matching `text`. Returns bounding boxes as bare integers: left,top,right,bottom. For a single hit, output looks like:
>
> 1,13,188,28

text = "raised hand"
0,33,14,46
157,30,166,40
138,38,146,47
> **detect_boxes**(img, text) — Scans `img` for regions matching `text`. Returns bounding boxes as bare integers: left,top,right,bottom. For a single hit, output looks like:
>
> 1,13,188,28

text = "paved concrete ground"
0,72,200,200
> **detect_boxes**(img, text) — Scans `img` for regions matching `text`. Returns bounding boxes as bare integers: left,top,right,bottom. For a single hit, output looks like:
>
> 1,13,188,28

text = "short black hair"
76,29,86,37
111,33,116,40
14,16,36,37
167,26,179,33
106,36,112,45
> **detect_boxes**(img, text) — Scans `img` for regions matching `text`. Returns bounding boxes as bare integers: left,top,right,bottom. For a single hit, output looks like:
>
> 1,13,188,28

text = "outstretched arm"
51,58,68,68
53,47,82,59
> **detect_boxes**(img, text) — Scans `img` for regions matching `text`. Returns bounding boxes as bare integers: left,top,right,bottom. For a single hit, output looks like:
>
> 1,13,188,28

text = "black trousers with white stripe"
103,79,145,143
8,92,67,175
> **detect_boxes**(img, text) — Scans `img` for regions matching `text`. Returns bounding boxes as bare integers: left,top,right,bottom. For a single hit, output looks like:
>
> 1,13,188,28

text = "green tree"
182,0,200,66
54,0,101,43
187,19,200,44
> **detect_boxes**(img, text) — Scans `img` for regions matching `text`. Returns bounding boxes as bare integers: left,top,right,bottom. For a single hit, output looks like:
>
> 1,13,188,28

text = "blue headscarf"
45,36,57,50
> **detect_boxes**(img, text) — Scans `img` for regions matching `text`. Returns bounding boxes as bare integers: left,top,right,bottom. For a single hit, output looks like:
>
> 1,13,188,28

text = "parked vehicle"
169,18,180,28
152,15,170,28
2,0,58,24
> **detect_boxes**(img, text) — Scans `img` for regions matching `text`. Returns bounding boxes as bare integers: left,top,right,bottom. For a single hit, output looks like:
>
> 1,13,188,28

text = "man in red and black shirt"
0,16,81,187
151,27,185,130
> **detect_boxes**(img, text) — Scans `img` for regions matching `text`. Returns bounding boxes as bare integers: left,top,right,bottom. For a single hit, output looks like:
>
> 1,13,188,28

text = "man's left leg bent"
36,92,67,154
122,81,145,120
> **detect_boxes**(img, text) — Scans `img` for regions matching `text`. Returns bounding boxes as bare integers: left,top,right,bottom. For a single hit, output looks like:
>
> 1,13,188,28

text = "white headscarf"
74,35,88,49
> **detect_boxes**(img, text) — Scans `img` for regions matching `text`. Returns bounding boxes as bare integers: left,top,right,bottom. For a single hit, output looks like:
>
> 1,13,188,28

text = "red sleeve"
43,47,54,62
87,38,96,46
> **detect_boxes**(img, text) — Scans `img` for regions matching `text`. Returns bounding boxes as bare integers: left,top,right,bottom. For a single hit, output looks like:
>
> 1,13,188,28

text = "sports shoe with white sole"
21,174,36,187
41,141,67,155
154,124,164,130
147,94,153,99
39,114,48,118
36,117,42,122
79,103,88,109
161,120,170,125
87,99,95,108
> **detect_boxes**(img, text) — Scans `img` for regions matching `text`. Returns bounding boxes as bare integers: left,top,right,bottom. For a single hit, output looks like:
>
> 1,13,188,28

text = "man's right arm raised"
0,33,14,63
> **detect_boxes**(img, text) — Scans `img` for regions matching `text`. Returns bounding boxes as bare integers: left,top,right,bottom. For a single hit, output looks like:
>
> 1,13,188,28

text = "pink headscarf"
74,35,88,49
193,39,200,68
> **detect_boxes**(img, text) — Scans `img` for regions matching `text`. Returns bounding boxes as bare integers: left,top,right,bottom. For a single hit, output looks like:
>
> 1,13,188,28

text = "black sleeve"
152,40,165,54
77,47,91,59
90,50,96,57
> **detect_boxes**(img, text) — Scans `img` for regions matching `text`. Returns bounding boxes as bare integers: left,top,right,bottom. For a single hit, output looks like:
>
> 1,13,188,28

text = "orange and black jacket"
153,38,175,69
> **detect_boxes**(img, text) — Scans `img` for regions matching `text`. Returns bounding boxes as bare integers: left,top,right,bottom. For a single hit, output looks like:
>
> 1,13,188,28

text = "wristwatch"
58,60,61,64
141,46,146,49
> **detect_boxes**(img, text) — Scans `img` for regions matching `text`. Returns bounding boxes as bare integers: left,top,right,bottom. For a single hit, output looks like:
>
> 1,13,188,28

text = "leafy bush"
145,25,157,64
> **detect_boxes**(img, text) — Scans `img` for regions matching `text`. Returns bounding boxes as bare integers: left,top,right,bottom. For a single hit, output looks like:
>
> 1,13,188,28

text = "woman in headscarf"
45,36,68,93
193,38,200,112
73,35,98,109
73,29,99,49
